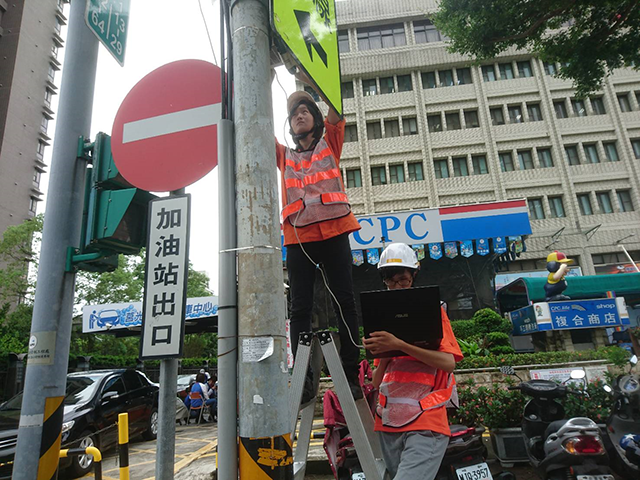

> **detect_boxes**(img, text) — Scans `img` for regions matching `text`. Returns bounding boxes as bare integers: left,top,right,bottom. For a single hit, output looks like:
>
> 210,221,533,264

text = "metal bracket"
317,330,333,345
298,332,313,347
65,246,118,273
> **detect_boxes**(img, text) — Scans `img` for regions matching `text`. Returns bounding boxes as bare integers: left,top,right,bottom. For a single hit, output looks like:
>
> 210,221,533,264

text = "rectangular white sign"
140,195,190,359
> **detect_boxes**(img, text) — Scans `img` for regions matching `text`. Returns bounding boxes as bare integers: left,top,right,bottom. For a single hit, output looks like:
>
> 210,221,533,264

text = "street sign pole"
13,1,99,478
232,0,292,478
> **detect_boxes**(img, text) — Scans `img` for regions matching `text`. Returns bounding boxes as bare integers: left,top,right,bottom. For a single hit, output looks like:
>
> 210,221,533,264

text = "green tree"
432,0,640,97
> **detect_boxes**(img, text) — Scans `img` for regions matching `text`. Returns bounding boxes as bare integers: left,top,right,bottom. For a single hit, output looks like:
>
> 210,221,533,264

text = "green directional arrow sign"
272,0,342,116
85,0,130,66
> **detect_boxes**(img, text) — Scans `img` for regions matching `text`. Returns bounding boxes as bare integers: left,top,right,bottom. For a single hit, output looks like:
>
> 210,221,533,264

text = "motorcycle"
501,366,615,480
604,354,639,479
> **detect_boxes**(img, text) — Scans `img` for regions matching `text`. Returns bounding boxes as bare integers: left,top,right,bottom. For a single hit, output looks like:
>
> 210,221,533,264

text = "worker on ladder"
275,77,363,404
363,243,463,480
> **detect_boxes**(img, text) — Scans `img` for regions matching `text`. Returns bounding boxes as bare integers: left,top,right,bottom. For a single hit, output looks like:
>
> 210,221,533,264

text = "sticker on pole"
111,60,222,192
140,195,191,359
272,0,342,116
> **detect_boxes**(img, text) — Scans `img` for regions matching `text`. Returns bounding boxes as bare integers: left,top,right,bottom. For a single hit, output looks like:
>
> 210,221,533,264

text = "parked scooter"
604,354,640,479
501,366,615,480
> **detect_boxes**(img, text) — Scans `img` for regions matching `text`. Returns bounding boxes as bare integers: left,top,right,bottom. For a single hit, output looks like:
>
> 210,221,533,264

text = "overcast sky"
44,1,296,296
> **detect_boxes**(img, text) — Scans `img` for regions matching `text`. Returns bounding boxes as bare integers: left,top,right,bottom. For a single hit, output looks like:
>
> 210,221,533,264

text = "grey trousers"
379,430,448,480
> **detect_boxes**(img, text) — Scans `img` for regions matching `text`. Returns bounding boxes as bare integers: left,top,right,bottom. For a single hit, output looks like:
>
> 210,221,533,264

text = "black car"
0,369,159,478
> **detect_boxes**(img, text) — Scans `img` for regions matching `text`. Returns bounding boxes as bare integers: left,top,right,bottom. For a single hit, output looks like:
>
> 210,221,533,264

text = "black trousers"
286,233,360,374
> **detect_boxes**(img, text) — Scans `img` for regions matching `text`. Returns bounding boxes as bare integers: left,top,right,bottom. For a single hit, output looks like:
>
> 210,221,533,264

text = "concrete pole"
155,188,185,480
231,0,292,477
217,119,238,480
13,1,98,478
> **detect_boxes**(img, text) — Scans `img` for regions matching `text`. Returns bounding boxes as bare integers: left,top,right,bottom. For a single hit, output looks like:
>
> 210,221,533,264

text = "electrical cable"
198,0,218,65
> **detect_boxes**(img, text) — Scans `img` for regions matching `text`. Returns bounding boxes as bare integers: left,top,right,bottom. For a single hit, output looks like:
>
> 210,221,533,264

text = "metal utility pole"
217,118,238,480
13,1,99,478
231,0,292,477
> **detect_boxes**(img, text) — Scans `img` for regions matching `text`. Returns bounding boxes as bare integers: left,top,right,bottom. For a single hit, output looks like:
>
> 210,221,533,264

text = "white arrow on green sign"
85,0,130,66
272,0,342,116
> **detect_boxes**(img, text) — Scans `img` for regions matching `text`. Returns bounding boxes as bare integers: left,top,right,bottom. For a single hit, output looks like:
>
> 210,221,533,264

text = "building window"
499,152,515,172
636,91,640,106
554,100,568,119
389,164,405,184
617,190,634,212
583,144,600,164
341,81,354,99
543,61,557,75
345,124,358,142
445,112,461,130
508,105,523,123
565,145,580,165
618,93,632,112
40,116,49,134
371,166,387,185
402,117,418,135
434,159,449,178
346,168,362,188
304,86,320,102
452,157,469,177
499,62,514,80
464,110,480,128
527,103,543,121
427,114,442,132
37,140,46,158
384,119,400,138
362,79,377,96
603,142,619,162
482,65,497,82
357,23,406,50
29,197,38,214
571,99,587,116
439,70,454,87
577,194,593,215
47,64,56,82
366,121,382,140
338,30,350,53
517,61,533,77
52,44,59,58
549,196,565,217
632,139,640,159
414,19,442,43
408,162,424,181
528,198,545,219
596,192,613,214
457,67,472,85
591,97,606,115
518,150,534,170
422,71,436,89
44,88,54,108
537,148,554,168
490,107,505,125
33,170,41,186
397,74,412,92
472,155,488,175
380,76,395,94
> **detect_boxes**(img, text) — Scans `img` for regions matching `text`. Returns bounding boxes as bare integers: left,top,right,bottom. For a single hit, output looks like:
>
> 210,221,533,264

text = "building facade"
0,0,65,236
319,0,640,284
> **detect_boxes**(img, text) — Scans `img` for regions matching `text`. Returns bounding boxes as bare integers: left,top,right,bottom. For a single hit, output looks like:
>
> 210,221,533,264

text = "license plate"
352,473,365,480
576,476,614,480
456,462,493,480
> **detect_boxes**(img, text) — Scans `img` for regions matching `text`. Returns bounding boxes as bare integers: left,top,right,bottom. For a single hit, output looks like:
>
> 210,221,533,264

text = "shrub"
451,319,481,340
472,308,508,334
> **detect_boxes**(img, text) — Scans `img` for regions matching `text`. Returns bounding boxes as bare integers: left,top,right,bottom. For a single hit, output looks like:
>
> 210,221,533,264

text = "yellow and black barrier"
118,412,130,480
59,446,102,480
239,434,293,479
37,396,64,480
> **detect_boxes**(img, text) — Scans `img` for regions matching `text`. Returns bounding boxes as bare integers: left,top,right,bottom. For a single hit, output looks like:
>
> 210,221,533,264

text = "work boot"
345,370,364,401
301,368,315,405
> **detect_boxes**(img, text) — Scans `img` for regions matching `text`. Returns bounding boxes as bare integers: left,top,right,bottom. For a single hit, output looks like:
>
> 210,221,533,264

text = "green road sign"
85,0,130,66
272,0,342,116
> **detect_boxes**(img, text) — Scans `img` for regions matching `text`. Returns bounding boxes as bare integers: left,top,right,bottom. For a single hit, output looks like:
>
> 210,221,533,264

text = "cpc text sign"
140,195,191,359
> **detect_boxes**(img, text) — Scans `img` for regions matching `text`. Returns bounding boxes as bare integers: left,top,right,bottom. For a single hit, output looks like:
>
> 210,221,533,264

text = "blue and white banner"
352,250,364,266
83,296,218,334
366,248,380,265
508,305,539,335
549,299,622,330
413,244,426,261
494,236,507,254
444,242,458,259
460,240,473,258
429,243,442,260
476,238,490,256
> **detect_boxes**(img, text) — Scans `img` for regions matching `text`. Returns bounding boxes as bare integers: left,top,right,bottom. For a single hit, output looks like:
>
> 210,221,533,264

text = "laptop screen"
360,286,443,358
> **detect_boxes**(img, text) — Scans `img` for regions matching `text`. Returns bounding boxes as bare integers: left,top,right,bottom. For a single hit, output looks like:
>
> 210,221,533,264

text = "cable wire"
198,0,218,65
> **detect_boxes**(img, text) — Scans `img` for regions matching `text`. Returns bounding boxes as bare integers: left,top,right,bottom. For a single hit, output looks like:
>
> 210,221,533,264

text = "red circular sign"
111,60,221,192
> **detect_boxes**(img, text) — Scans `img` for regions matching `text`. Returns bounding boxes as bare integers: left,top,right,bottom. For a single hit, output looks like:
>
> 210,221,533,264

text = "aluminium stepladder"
288,331,389,480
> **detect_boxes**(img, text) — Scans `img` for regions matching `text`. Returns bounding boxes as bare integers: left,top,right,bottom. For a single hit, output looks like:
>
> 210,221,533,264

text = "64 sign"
85,0,130,66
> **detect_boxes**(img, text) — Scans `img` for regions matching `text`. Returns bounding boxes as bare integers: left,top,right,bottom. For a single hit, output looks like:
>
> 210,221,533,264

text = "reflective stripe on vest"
282,138,351,227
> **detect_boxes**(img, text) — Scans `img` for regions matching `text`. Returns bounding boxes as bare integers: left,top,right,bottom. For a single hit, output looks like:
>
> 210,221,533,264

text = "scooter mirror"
603,385,612,393
500,366,515,375
570,369,586,380
630,355,638,366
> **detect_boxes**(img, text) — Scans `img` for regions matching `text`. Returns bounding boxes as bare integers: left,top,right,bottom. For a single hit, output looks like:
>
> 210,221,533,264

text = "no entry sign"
111,60,221,192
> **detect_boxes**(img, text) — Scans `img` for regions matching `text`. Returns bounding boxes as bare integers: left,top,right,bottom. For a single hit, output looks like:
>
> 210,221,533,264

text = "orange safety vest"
281,138,351,228
376,357,458,428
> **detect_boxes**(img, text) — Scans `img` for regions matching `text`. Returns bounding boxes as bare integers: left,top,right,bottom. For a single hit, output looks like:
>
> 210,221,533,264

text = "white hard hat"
378,243,419,270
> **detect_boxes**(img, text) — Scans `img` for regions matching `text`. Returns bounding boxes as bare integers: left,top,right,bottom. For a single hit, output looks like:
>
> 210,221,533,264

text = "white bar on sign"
122,103,221,143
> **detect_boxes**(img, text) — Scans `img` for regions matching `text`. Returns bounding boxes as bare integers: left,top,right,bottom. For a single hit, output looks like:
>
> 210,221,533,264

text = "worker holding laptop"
362,243,463,480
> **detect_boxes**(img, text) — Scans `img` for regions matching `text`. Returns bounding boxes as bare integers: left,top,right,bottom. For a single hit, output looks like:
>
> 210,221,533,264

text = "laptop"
360,286,443,359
